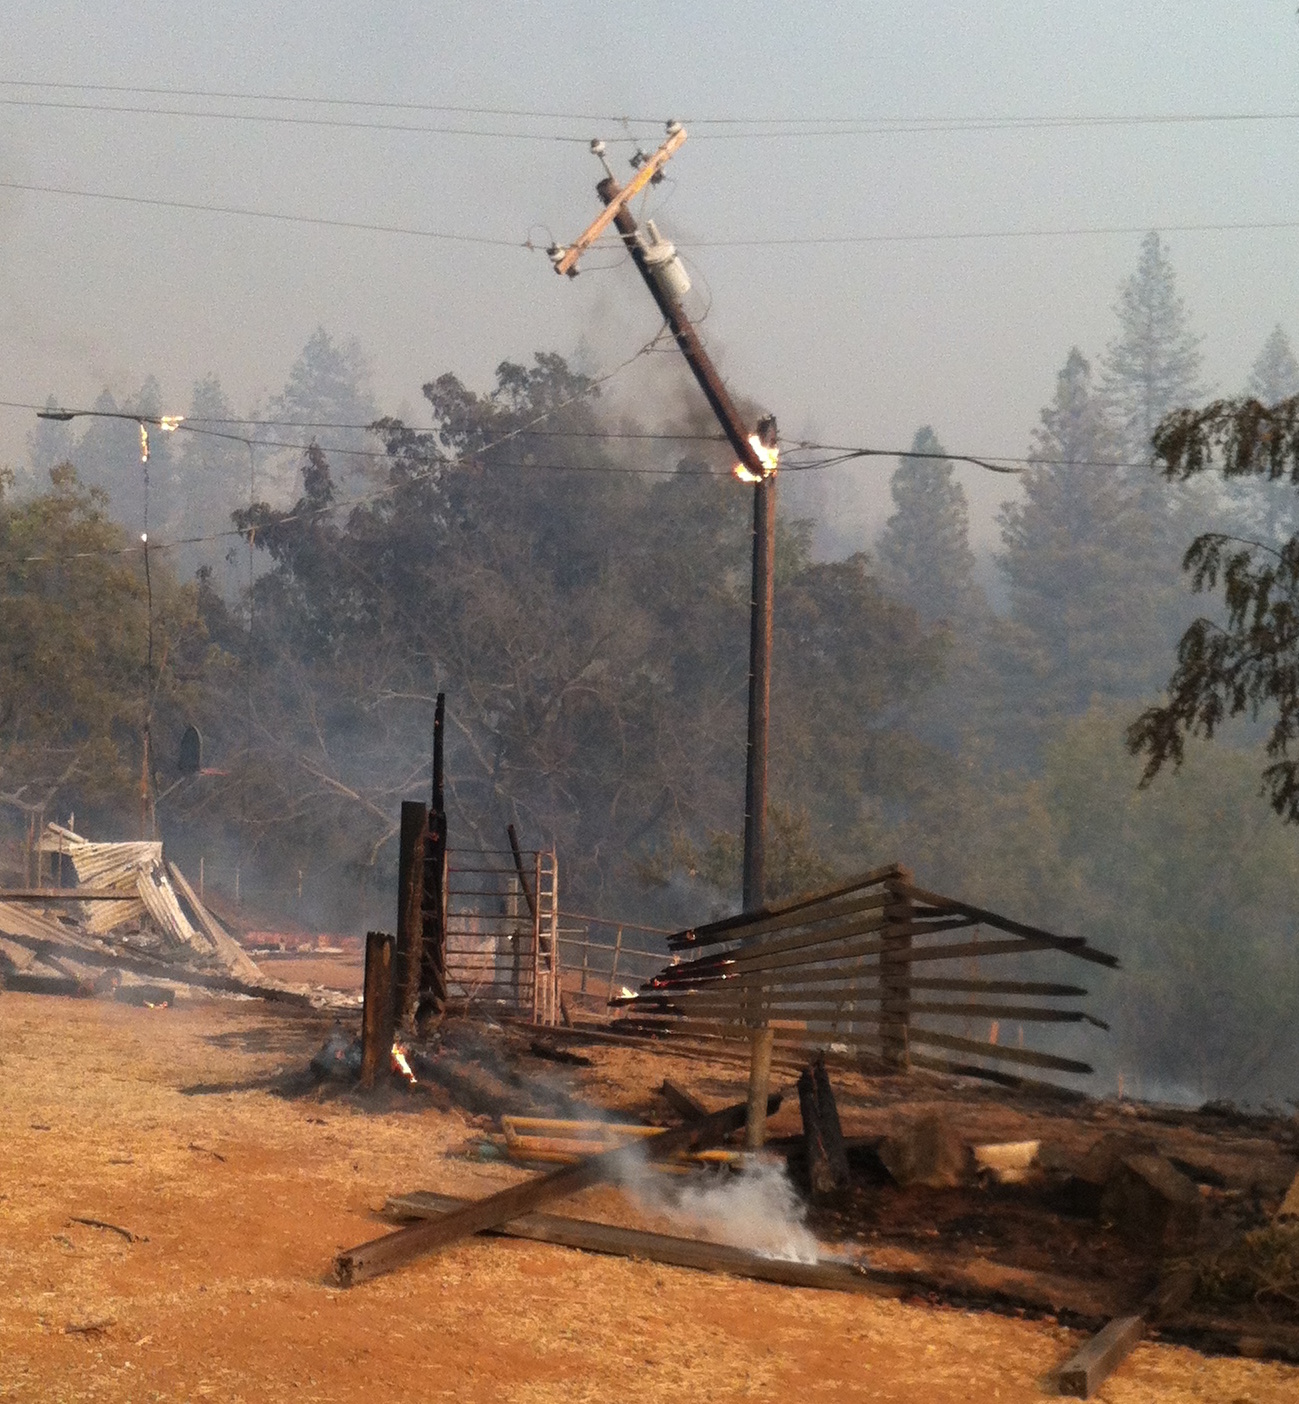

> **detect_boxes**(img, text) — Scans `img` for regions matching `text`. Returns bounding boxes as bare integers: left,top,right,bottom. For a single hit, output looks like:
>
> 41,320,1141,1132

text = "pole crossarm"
550,123,686,278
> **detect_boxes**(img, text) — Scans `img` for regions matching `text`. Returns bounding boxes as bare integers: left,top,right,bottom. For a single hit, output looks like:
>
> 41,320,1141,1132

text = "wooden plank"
896,883,1119,968
628,990,1100,1024
383,1192,1123,1320
907,976,1087,997
1056,1315,1145,1397
359,932,396,1090
0,888,143,901
629,935,1088,998
657,908,892,982
647,919,974,988
332,1096,772,1286
619,1015,1094,1075
669,864,902,949
659,1078,709,1121
385,1190,905,1296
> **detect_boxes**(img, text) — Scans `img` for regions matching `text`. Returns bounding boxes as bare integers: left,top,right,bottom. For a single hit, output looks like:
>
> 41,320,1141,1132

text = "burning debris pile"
0,823,317,1006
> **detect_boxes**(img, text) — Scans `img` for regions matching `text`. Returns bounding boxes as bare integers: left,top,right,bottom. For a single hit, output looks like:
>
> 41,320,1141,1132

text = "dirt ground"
2,990,1298,1404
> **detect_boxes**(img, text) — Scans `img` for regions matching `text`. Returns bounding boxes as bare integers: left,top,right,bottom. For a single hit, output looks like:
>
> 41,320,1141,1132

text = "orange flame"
391,1043,416,1084
733,432,779,483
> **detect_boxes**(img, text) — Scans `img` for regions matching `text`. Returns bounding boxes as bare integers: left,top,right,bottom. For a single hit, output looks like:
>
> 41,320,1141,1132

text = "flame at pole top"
734,432,779,484
137,415,183,464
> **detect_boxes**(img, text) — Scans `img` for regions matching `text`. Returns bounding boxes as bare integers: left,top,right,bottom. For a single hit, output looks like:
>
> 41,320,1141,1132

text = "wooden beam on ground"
332,1095,778,1287
384,1190,904,1296
1056,1315,1145,1398
1054,1262,1198,1397
659,1078,709,1122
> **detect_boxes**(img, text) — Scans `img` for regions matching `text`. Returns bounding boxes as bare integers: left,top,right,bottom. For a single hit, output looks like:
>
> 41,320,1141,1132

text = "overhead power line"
0,180,526,247
7,178,1299,253
7,79,1299,136
0,96,599,143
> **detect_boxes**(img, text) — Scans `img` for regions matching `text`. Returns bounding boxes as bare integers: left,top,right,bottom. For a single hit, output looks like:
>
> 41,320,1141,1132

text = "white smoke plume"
620,1151,822,1264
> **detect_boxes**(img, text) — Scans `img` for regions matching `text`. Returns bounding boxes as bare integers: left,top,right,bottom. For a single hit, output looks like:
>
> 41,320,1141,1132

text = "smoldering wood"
359,931,396,1090
332,1095,776,1286
384,1190,905,1297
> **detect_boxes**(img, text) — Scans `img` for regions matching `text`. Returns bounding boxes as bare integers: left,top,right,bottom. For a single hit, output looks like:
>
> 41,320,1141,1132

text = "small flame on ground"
159,415,184,432
391,1043,416,1084
733,432,779,484
619,985,636,1000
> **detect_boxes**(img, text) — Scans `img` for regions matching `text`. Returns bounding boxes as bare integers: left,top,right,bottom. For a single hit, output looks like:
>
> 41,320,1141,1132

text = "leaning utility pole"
551,122,779,912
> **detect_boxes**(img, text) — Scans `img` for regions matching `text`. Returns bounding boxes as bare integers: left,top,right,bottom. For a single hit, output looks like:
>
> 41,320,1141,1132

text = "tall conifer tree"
1101,232,1203,465
876,426,980,623
999,349,1180,726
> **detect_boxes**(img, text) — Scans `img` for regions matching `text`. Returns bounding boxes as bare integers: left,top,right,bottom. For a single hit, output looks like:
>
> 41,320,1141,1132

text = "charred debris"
5,699,1298,1398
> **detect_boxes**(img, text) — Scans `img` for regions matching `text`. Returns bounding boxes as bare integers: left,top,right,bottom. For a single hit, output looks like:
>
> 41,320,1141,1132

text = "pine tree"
266,328,379,499
875,427,980,623
999,349,1183,732
170,375,254,586
1247,324,1299,405
1101,232,1204,465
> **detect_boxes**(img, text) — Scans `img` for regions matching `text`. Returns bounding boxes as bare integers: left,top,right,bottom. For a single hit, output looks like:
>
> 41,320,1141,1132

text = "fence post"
394,800,428,1031
532,851,544,1023
606,927,623,1003
417,693,449,1031
580,930,589,995
881,865,913,1072
359,931,396,1089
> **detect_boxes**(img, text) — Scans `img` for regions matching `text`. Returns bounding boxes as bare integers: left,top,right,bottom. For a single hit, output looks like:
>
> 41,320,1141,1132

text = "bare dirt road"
1,991,1296,1403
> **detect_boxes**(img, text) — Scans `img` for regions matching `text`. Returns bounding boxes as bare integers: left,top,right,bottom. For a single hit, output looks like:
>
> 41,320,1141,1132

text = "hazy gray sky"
4,1,1299,550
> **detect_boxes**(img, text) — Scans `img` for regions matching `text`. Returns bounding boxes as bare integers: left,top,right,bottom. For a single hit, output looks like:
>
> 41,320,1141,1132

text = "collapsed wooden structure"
615,864,1118,1083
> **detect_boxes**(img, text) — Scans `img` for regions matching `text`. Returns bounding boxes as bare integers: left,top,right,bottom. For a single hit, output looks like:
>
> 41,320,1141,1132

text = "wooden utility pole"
555,127,780,1146
556,124,778,912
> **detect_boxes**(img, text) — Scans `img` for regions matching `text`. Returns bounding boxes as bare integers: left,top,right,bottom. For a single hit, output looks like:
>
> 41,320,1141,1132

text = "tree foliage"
1128,393,1299,819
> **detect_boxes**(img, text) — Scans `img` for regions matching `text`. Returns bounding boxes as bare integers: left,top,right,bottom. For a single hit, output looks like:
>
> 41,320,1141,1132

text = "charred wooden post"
394,800,428,1031
417,693,449,1031
359,931,396,1089
881,865,914,1071
798,1054,850,1197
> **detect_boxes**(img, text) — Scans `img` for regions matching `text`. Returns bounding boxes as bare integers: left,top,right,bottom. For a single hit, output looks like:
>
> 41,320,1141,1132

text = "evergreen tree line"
4,236,1299,1104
